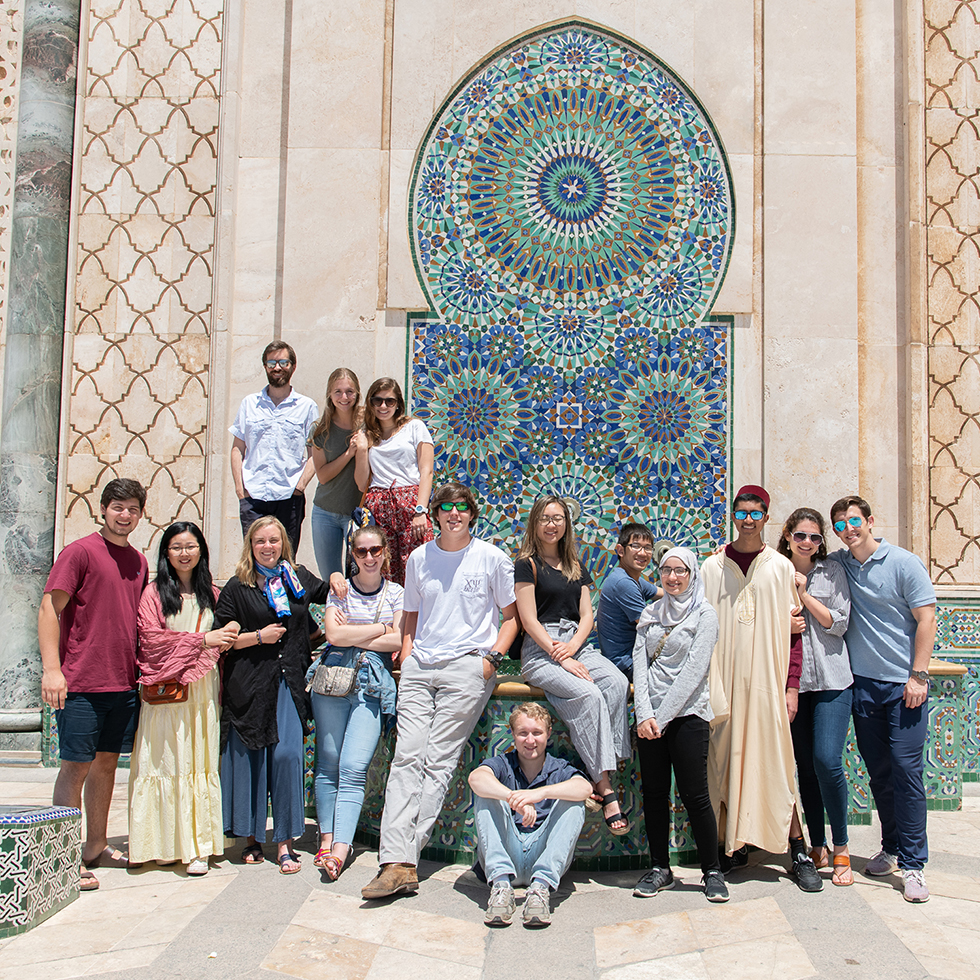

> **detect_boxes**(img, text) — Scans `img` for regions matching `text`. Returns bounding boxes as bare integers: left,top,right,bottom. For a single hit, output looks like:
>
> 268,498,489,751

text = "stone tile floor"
2,765,979,980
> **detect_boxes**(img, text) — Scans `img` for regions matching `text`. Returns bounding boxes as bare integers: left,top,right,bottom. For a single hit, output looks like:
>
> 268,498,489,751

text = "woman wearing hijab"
213,516,331,873
631,547,728,903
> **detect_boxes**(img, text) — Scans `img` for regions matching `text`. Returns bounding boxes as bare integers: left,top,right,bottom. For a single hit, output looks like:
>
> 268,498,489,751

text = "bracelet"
255,630,262,645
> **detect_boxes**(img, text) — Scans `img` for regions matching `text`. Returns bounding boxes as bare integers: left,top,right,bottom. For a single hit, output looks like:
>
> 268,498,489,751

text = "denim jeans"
791,687,853,848
311,682,382,846
311,506,349,581
851,675,928,870
474,796,584,890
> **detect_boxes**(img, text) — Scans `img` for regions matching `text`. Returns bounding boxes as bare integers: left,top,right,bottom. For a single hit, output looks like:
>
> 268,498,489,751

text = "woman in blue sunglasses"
776,508,853,886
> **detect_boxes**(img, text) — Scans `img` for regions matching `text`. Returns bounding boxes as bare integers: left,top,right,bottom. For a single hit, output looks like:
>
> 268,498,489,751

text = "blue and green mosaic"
409,23,734,567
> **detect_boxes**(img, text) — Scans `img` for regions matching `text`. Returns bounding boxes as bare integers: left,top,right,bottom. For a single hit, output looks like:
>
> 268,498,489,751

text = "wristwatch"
484,650,504,670
414,504,426,515
910,669,929,682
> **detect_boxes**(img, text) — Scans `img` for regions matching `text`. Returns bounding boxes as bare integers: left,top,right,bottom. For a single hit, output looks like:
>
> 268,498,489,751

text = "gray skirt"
521,620,630,782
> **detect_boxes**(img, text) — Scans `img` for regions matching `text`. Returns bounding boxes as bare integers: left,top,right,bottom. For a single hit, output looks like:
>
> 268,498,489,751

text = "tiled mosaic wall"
935,597,980,782
409,24,733,568
64,0,223,557
925,2,980,585
0,805,81,938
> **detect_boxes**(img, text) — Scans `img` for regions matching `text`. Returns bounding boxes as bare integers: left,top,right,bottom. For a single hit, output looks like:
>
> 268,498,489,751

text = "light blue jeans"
311,684,382,846
311,506,348,581
474,796,584,890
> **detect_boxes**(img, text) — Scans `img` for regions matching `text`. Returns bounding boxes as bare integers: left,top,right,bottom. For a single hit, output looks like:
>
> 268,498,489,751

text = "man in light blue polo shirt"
230,341,319,551
828,494,936,902
597,522,660,679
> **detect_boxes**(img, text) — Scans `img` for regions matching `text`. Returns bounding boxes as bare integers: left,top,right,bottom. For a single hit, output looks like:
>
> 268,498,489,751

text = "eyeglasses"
660,565,691,578
791,532,823,545
265,358,292,369
438,501,469,512
537,514,566,525
168,544,200,554
372,396,397,408
733,510,765,521
833,516,863,532
627,542,654,554
352,545,384,559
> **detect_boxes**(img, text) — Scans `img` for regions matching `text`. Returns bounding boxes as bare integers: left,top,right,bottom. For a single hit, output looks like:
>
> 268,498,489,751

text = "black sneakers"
703,870,730,902
633,867,675,897
791,854,824,892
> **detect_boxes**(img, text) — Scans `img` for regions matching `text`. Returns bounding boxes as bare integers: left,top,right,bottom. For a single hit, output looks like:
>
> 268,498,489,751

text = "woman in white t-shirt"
309,525,404,881
353,377,434,585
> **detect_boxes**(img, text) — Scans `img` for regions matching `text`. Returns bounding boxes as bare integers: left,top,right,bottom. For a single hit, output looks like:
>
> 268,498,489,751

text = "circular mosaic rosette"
410,24,733,337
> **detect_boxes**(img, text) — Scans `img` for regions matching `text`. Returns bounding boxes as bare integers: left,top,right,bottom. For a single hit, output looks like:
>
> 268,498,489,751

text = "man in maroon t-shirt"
39,478,149,891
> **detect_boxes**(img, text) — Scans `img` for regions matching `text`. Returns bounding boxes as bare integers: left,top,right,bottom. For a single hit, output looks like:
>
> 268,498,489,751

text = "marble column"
0,0,80,749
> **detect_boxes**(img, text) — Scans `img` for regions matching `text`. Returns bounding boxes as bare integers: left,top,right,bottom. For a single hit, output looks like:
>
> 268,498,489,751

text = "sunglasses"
352,545,384,559
733,509,765,521
265,358,292,368
438,501,470,512
791,532,823,545
833,516,864,532
372,396,397,408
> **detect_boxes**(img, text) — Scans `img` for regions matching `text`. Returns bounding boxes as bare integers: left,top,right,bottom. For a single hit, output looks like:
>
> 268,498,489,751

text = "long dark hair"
363,377,409,445
517,495,582,581
156,522,216,618
776,507,829,563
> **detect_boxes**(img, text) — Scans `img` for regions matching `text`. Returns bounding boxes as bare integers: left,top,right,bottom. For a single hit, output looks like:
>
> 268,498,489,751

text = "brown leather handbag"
139,610,204,704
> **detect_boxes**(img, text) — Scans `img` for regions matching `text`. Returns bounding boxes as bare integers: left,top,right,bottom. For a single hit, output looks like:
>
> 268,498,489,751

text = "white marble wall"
71,0,917,576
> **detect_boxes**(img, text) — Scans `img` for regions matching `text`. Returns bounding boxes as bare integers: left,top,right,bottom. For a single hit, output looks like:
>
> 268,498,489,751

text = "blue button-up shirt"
230,387,319,501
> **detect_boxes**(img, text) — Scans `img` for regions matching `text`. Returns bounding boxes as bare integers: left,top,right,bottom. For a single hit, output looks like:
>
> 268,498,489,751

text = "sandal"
241,843,265,865
585,792,604,813
79,868,100,892
809,846,829,869
320,853,344,881
599,792,632,836
313,847,330,869
278,852,302,875
83,846,140,870
832,853,853,886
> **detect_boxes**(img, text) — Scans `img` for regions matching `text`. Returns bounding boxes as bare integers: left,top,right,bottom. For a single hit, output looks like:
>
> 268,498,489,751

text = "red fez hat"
735,484,770,509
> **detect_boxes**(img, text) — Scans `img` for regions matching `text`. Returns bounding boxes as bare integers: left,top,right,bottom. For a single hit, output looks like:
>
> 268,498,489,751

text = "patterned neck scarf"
256,561,305,618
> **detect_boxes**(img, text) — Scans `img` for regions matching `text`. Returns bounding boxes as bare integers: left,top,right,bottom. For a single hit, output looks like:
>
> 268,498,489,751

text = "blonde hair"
516,496,582,581
509,702,553,732
235,516,296,586
309,367,361,444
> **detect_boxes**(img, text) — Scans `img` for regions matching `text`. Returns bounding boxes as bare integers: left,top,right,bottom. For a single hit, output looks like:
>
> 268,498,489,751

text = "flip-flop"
79,869,100,891
832,853,853,886
278,852,301,875
241,843,265,864
83,846,140,870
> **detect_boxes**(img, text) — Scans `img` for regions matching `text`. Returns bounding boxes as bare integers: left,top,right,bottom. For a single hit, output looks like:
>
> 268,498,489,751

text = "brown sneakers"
361,863,419,900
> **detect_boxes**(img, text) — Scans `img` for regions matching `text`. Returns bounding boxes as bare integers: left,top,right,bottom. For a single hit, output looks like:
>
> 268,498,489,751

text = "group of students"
39,350,936,922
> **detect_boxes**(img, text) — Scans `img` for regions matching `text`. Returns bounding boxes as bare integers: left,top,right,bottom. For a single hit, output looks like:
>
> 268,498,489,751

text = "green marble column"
0,0,80,750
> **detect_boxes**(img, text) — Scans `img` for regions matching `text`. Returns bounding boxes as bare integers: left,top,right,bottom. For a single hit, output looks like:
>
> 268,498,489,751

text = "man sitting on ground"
468,702,591,928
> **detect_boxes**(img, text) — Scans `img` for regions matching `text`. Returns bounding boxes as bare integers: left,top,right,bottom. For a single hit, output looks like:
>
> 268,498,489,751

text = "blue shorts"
55,690,140,762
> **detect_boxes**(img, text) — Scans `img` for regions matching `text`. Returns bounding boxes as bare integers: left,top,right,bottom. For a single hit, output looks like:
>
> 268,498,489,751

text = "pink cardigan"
136,583,221,685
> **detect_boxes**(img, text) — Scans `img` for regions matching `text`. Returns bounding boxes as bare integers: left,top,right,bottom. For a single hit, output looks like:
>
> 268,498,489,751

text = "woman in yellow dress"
128,522,240,875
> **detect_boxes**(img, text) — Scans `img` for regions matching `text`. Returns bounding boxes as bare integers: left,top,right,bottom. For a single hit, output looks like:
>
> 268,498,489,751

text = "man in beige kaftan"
701,486,819,890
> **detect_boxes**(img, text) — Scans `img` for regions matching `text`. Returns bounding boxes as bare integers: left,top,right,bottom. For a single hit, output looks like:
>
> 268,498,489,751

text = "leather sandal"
599,792,631,836
809,846,829,869
321,853,344,881
832,853,853,886
241,843,265,864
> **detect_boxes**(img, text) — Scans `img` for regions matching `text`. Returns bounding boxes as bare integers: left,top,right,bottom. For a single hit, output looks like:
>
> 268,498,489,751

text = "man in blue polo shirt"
468,702,591,928
828,495,937,902
230,341,318,551
597,522,660,678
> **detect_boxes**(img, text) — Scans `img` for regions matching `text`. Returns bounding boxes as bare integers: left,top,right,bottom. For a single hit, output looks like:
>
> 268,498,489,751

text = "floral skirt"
364,484,433,586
